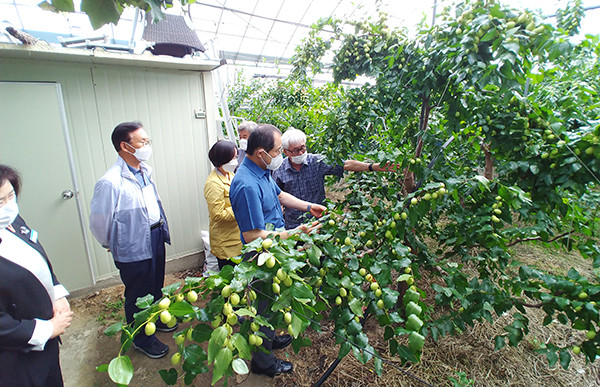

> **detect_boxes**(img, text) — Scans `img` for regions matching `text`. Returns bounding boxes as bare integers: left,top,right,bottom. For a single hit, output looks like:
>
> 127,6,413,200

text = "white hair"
282,127,307,150
237,120,258,133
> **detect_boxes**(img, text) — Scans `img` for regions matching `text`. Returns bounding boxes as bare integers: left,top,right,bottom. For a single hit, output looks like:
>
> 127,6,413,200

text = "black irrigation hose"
248,282,438,387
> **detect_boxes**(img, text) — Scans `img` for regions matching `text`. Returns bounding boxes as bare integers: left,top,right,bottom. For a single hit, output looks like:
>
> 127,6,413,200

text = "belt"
150,219,164,230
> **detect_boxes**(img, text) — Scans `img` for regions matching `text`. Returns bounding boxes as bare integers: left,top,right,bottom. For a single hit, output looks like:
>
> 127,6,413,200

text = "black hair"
0,164,21,196
208,140,237,168
111,121,143,152
247,124,281,155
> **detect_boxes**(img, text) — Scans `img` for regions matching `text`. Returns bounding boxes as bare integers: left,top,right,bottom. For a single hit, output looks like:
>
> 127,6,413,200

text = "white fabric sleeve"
28,319,53,351
53,284,69,300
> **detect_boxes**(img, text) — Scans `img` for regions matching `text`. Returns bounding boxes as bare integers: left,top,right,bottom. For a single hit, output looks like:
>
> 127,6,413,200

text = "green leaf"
104,322,124,337
349,298,364,317
208,326,228,364
374,355,383,375
162,282,181,295
231,333,251,360
559,350,571,370
182,344,208,366
169,302,195,317
107,356,134,385
306,244,322,266
159,368,178,385
346,319,362,335
338,341,352,359
212,347,233,385
232,358,249,375
290,282,314,303
80,0,121,30
135,294,154,309
191,324,213,342
96,363,109,373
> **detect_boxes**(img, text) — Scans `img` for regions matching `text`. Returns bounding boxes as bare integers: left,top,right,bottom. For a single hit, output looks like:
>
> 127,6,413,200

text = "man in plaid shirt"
272,127,393,229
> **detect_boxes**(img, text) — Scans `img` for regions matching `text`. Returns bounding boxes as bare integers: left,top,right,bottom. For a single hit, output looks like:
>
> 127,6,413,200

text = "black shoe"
251,358,293,377
272,334,292,350
132,339,169,359
155,321,178,332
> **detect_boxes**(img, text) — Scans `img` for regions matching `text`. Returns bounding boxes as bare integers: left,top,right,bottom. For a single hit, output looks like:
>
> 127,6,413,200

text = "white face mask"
291,152,307,164
263,150,284,170
0,196,19,229
125,143,153,162
239,139,248,151
222,158,238,173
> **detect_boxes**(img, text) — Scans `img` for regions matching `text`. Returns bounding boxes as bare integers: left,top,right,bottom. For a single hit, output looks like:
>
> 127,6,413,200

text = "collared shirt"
230,157,284,244
272,153,344,229
126,164,147,187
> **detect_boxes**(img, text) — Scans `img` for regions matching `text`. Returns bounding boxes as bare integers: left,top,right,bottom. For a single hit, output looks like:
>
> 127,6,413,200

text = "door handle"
62,190,75,200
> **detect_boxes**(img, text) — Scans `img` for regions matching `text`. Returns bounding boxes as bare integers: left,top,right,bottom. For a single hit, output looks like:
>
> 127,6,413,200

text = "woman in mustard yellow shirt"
204,140,243,269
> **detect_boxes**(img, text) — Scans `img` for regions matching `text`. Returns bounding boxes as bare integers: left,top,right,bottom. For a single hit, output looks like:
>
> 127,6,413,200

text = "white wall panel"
1,52,217,286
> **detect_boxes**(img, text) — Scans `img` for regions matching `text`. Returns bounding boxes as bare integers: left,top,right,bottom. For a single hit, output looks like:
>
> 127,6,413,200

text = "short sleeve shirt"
230,157,284,243
272,154,344,229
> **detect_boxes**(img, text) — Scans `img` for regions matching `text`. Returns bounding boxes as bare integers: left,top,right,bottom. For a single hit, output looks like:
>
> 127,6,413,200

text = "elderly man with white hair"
272,127,393,229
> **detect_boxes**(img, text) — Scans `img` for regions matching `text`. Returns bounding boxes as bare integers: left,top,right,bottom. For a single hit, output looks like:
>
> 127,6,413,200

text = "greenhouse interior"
1,0,600,386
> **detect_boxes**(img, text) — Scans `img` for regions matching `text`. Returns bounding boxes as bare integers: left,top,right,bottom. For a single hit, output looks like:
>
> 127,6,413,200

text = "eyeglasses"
270,147,283,156
128,138,152,147
287,145,306,156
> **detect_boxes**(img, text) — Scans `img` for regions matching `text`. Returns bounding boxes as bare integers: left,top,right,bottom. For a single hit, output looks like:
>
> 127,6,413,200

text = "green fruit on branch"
221,285,232,298
587,330,597,340
223,303,233,316
335,296,342,305
409,331,425,352
377,299,385,309
272,283,281,294
283,277,293,287
573,346,581,354
186,290,198,303
370,282,380,291
579,292,589,299
251,322,260,332
255,336,263,346
345,237,352,246
401,212,408,220
406,277,415,286
359,268,367,276
160,310,172,324
144,322,156,336
171,352,181,365
249,334,257,346
158,297,171,310
230,293,240,306
174,293,184,303
266,255,276,268
411,198,418,206
375,288,382,297
175,334,185,345
262,238,273,250
167,316,177,328
406,314,424,331
227,313,238,326
284,312,292,324
187,328,194,341
340,288,348,297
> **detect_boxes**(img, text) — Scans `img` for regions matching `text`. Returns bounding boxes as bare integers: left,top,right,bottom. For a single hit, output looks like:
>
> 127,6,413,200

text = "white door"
0,81,93,291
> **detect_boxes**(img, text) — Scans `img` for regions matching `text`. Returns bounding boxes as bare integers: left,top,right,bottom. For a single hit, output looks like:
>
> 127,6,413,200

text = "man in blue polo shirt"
230,124,325,377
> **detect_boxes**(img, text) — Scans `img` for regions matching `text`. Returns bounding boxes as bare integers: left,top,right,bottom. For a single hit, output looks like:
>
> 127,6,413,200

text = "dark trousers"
217,253,277,369
0,338,63,387
115,226,166,347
